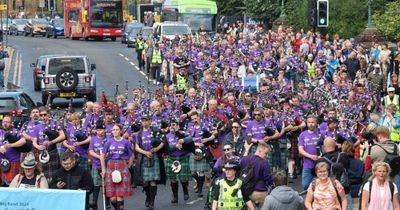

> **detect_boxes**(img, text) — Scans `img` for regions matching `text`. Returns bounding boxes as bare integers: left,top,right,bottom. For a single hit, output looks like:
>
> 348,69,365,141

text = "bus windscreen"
90,0,123,28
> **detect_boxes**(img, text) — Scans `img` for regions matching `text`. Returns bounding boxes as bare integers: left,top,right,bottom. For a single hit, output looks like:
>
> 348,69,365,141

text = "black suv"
41,56,97,104
0,91,41,128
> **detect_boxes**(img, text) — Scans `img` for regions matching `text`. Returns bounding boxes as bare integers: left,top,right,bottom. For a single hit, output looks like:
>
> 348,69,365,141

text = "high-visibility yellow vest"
137,40,144,50
151,49,162,64
390,125,400,142
306,61,315,78
384,95,400,110
218,179,245,210
176,74,187,91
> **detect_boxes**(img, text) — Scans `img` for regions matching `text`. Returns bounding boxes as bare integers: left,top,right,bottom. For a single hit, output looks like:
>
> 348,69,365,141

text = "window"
0,98,17,109
68,10,79,23
48,58,86,75
21,94,35,108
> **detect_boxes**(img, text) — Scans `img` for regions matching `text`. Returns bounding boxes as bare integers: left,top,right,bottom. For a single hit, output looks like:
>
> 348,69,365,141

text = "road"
6,36,335,210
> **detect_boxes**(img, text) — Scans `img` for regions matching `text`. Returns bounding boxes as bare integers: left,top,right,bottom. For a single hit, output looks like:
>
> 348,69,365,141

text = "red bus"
64,0,123,41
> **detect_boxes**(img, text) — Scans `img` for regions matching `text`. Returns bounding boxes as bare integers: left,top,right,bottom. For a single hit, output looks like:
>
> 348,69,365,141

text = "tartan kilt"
1,161,20,185
141,156,161,181
288,135,300,159
165,155,191,182
189,154,210,173
77,156,91,172
268,141,280,169
91,167,102,186
105,159,132,197
40,149,60,182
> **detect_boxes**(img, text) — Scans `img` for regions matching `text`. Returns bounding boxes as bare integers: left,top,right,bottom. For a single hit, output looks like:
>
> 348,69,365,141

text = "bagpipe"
4,131,32,153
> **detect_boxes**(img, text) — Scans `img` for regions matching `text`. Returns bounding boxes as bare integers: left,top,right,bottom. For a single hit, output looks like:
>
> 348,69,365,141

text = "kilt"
189,154,210,173
105,159,132,198
288,135,300,159
91,167,102,186
77,156,91,172
141,156,160,181
40,149,60,182
268,141,280,169
1,161,20,185
165,155,191,182
249,144,257,155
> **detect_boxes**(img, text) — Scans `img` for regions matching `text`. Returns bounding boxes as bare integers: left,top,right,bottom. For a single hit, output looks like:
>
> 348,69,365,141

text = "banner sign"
242,76,259,93
0,188,86,210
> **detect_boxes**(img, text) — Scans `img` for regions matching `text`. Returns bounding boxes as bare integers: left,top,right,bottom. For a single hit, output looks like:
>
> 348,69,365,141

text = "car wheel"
87,90,96,102
42,33,46,37
53,32,57,39
30,31,34,37
55,67,79,92
24,31,28,36
111,37,116,41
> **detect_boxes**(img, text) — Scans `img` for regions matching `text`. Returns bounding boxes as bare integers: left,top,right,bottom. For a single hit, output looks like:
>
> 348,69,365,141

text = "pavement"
6,35,361,210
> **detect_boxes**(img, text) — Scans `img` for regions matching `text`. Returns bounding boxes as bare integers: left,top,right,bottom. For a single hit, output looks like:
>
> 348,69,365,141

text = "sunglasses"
40,113,48,117
232,126,240,128
224,148,231,151
254,113,262,116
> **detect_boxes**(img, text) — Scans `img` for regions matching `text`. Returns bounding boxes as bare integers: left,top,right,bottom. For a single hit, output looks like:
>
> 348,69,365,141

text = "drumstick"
100,151,106,210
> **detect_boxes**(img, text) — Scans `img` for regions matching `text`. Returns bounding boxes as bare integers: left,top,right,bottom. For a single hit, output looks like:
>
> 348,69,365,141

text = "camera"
360,122,378,145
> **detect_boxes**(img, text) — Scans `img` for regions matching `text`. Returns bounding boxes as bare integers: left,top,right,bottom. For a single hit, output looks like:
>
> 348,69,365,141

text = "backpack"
375,143,400,177
358,180,395,210
321,153,350,189
239,157,263,196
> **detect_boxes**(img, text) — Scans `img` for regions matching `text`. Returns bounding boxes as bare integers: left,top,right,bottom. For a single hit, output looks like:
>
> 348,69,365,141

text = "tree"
216,0,245,16
243,0,281,25
372,0,400,41
284,0,367,39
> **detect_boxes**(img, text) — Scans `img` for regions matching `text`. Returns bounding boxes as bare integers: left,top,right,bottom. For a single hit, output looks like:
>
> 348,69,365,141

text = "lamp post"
367,0,374,29
280,0,286,18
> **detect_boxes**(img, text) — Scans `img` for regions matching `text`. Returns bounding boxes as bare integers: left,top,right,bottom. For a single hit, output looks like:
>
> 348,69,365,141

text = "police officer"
136,34,145,71
150,43,163,85
211,160,254,210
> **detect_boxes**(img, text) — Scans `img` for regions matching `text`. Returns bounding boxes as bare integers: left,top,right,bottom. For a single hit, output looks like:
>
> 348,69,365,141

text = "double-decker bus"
161,0,218,32
64,0,123,41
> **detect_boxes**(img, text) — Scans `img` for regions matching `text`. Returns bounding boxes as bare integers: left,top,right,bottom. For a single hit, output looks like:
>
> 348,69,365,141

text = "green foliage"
372,0,400,41
216,0,245,15
285,0,367,39
242,0,281,25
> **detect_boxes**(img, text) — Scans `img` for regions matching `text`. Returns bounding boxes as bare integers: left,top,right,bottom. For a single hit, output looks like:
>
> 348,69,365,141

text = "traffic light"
48,0,56,11
317,0,329,27
308,0,317,27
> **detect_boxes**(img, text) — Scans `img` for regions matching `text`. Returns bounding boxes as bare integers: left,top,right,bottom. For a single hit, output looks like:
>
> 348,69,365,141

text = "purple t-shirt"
298,130,321,169
65,125,88,158
240,155,273,192
103,137,133,160
135,129,153,151
0,128,21,162
88,135,107,169
245,119,267,140
166,132,187,157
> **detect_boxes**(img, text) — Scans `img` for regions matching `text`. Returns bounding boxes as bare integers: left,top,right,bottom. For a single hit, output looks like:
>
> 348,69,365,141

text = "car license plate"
103,33,110,36
60,92,76,97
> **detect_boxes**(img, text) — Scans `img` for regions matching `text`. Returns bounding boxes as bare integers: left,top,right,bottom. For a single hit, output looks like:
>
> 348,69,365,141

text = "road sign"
39,0,45,8
0,4,7,11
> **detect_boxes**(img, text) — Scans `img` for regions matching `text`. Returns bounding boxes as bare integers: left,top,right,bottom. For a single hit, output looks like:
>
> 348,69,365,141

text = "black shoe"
197,193,203,198
184,193,189,201
171,196,178,204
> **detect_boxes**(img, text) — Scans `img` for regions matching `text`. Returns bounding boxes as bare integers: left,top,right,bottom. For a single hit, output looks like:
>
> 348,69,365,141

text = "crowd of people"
1,21,400,210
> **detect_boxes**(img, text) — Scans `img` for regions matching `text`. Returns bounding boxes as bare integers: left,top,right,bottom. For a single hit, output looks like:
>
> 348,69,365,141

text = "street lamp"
367,0,374,29
280,0,286,18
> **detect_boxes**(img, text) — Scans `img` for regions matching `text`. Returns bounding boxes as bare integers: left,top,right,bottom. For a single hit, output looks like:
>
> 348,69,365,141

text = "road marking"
12,52,20,85
17,53,22,86
124,57,129,61
4,48,14,87
119,53,124,57
135,66,139,70
130,62,135,66
186,198,203,205
140,71,145,76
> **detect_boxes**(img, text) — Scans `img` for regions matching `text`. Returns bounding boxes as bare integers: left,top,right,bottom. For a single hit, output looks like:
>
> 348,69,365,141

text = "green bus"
161,0,218,32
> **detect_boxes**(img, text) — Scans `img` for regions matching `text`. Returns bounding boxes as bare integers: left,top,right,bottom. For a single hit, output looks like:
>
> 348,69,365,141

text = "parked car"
9,19,28,35
31,54,64,91
121,22,143,44
45,18,64,38
24,19,48,37
41,56,97,104
0,18,12,34
126,26,144,48
141,26,153,39
0,91,42,127
152,22,191,40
